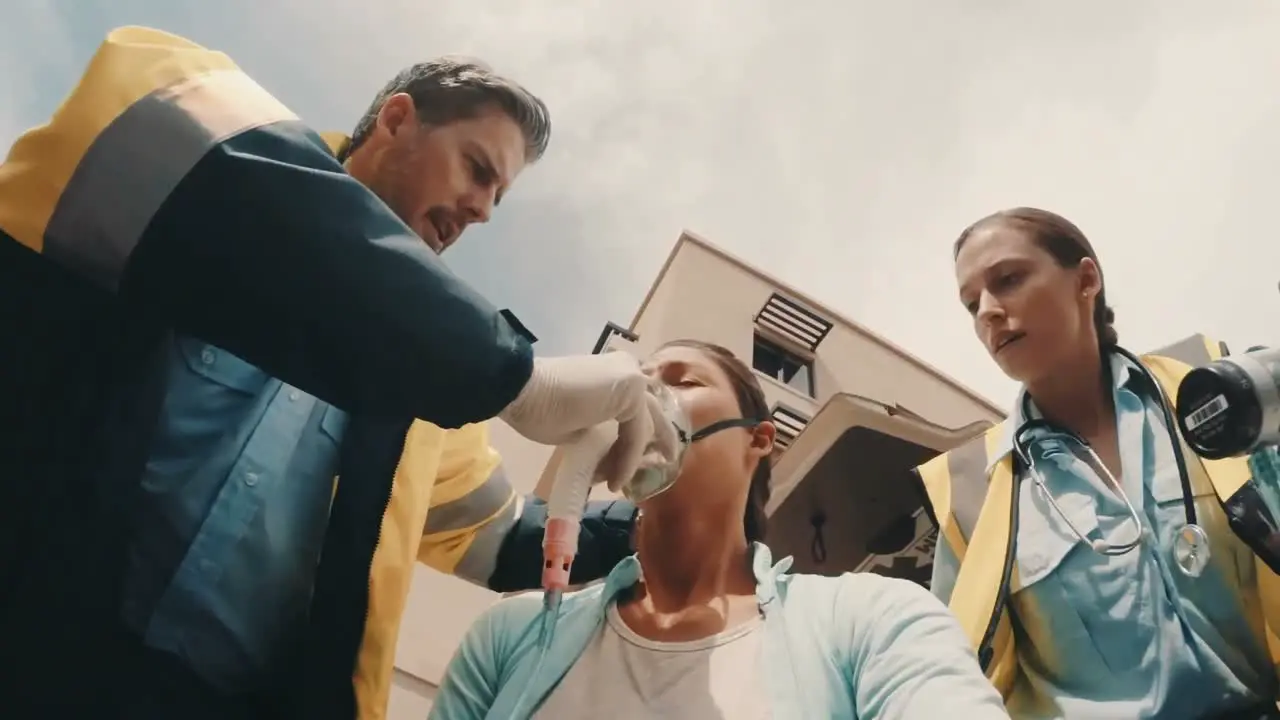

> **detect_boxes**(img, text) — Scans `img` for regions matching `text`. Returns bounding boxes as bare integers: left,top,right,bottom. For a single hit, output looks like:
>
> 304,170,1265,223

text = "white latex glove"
600,391,681,493
500,353,679,490
547,420,619,518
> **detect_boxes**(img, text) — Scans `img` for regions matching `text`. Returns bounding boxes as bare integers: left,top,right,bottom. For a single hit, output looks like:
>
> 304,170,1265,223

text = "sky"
4,0,1280,406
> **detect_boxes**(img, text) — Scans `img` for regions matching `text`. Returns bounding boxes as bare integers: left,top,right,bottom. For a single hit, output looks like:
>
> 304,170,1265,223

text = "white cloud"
5,0,1280,406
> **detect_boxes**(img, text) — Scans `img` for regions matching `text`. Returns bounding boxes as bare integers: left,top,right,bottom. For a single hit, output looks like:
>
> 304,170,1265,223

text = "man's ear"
376,93,418,139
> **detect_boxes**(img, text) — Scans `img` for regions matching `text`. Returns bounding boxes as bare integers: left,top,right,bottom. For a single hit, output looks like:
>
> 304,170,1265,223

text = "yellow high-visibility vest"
916,335,1280,698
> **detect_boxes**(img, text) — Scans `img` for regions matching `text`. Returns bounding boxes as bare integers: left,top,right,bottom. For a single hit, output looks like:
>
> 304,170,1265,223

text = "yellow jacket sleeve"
417,422,519,585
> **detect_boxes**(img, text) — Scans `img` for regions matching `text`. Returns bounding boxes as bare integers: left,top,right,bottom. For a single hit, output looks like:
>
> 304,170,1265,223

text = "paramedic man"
0,27,669,719
918,207,1280,719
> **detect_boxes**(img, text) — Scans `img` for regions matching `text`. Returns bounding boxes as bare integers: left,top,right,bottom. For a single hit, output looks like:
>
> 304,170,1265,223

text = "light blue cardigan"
428,544,1010,719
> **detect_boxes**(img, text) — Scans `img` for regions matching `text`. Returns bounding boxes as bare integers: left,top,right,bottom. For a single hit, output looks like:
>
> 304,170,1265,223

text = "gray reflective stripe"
424,464,515,534
1151,335,1213,367
43,69,295,290
453,495,522,584
948,437,990,541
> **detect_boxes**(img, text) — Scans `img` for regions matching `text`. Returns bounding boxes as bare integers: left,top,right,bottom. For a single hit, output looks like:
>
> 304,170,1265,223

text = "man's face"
355,95,528,253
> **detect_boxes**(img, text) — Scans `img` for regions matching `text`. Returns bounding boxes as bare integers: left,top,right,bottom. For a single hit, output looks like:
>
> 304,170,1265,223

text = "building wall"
629,236,1000,428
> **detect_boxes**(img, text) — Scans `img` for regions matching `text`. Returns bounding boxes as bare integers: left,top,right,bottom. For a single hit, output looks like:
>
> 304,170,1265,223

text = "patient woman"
429,340,1009,719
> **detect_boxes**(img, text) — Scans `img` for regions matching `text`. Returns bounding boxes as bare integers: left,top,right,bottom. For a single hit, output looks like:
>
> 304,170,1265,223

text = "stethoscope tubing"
978,346,1205,670
1011,346,1198,551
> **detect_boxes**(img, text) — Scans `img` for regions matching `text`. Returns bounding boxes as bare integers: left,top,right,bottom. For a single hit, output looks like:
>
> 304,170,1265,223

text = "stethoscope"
1010,346,1211,579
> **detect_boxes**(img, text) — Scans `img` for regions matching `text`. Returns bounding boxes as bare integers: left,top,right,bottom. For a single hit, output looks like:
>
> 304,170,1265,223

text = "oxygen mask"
619,382,762,503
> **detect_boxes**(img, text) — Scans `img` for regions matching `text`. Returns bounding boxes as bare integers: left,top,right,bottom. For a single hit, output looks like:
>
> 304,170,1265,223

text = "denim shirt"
932,354,1280,719
122,337,348,691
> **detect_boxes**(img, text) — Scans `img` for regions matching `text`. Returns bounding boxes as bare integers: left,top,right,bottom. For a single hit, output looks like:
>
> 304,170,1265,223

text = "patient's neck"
634,503,755,612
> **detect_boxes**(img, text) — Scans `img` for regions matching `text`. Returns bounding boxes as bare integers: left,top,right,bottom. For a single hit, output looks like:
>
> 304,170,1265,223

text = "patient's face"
642,345,762,496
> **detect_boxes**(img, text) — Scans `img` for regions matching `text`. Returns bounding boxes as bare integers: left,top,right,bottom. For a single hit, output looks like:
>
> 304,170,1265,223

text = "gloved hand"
500,352,679,490
596,392,681,494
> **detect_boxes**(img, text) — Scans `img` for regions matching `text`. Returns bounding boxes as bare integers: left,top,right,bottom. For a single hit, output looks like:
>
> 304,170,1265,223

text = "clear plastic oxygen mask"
619,382,763,503
620,382,692,503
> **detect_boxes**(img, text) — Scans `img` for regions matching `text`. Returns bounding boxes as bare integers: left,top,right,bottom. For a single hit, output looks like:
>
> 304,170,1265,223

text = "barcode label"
1185,394,1229,431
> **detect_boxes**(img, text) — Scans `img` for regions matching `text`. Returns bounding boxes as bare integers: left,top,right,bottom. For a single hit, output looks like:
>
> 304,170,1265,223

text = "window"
753,335,814,397
770,404,810,451
754,292,833,352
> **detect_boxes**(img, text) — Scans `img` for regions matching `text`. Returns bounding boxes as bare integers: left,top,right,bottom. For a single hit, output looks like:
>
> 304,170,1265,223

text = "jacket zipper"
294,418,410,720
362,425,409,630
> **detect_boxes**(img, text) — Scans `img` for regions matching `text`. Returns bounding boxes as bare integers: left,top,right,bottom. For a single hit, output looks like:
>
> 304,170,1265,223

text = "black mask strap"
684,417,761,444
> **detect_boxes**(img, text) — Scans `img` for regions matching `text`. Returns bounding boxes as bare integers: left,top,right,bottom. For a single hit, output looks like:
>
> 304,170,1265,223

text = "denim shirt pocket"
175,338,269,396
145,339,271,476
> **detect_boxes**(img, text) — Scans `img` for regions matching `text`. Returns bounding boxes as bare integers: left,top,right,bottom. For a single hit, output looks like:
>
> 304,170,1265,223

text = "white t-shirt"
533,602,772,719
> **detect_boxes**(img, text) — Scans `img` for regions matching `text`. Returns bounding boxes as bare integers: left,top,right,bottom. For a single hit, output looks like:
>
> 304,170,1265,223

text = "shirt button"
289,390,300,402
201,349,216,365
244,472,260,487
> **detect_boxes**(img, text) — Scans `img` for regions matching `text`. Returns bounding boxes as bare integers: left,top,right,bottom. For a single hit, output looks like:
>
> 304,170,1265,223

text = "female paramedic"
429,339,1010,720
918,206,1280,720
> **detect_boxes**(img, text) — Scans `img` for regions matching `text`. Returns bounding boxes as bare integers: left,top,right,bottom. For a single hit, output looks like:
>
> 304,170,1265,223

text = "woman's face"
954,221,1101,385
641,345,773,502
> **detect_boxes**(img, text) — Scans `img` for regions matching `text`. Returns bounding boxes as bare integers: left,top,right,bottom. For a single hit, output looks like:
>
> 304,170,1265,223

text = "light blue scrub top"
931,353,1280,720
433,544,1010,720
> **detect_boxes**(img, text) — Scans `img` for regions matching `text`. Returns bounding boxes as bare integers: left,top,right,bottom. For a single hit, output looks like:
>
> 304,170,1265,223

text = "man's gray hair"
346,57,550,162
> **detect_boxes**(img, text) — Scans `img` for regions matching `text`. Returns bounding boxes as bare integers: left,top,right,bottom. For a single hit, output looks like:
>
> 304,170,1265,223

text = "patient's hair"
661,340,772,543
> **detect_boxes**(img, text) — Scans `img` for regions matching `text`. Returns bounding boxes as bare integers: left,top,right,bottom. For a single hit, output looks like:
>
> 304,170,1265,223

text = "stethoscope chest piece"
1172,523,1211,578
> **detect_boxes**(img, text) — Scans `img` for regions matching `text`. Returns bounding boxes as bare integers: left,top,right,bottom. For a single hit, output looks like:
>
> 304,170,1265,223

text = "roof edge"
625,232,690,332
635,230,1004,416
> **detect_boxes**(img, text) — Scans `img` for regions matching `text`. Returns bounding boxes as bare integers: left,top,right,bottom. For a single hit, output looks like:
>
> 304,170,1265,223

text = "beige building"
385,230,1007,717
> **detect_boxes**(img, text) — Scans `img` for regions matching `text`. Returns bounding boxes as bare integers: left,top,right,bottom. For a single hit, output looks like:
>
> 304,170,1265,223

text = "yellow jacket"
915,335,1280,700
0,27,636,719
